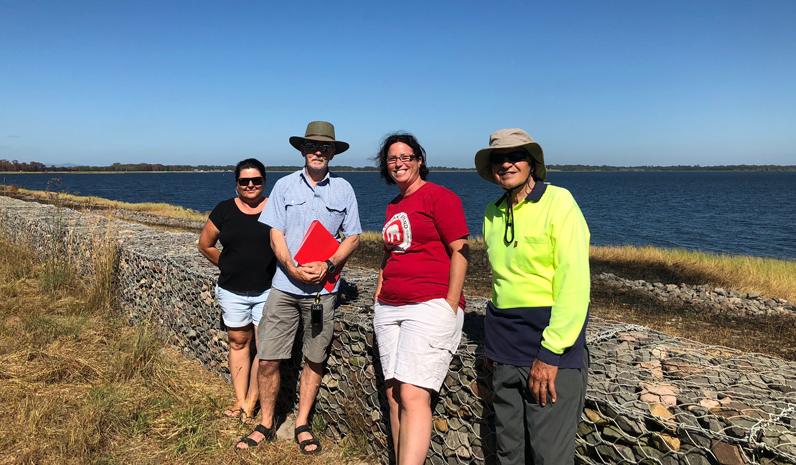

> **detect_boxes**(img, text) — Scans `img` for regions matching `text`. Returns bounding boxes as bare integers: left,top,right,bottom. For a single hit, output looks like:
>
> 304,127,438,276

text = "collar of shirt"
495,181,548,207
299,168,331,189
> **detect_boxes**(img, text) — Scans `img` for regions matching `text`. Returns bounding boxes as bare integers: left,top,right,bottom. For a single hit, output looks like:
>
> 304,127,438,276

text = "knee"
303,357,323,374
228,339,249,351
399,385,431,409
259,359,280,376
227,330,252,350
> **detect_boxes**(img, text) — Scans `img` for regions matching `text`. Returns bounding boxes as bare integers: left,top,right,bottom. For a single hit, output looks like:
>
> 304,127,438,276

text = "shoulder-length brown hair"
373,132,429,186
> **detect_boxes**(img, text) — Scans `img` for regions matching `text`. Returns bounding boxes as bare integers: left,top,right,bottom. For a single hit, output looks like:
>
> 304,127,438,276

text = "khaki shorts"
257,289,336,364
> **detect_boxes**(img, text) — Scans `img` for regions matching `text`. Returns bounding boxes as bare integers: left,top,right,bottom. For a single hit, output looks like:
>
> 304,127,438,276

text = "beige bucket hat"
474,128,546,183
289,121,350,154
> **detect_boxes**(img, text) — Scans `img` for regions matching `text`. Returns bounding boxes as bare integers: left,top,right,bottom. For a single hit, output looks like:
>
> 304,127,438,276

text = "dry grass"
589,244,796,303
5,185,208,221
0,234,369,464
356,231,382,242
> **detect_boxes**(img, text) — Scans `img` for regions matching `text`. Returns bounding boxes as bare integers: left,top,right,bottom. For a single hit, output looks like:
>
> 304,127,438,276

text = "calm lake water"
3,171,795,260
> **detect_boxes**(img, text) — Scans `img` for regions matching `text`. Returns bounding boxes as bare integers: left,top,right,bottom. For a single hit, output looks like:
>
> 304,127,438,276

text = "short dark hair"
525,150,541,181
234,158,266,180
374,132,429,186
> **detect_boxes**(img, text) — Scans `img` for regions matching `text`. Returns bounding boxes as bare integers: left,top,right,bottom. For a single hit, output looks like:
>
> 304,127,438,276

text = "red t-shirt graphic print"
383,212,412,252
377,183,468,308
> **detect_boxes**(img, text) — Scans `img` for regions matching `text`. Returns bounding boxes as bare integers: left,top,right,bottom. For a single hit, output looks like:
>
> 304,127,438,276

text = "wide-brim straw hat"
289,121,349,154
474,128,546,183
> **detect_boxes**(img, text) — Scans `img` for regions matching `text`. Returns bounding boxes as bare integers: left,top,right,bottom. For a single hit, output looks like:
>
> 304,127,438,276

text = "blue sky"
1,1,794,168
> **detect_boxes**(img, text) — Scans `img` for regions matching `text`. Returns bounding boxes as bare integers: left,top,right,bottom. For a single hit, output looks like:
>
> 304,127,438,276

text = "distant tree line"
547,164,796,172
2,159,794,173
0,160,226,172
0,160,48,172
67,163,203,172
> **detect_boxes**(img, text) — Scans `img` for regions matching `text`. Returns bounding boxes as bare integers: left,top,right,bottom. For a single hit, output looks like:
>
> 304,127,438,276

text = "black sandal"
295,424,323,455
236,424,275,450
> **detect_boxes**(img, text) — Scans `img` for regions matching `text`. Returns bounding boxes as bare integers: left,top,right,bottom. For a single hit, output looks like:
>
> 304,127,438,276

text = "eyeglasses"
303,143,335,154
490,151,528,165
386,154,418,165
237,177,264,187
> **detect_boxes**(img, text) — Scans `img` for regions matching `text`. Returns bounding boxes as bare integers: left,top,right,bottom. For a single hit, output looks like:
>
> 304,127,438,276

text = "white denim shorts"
373,298,464,391
215,285,271,328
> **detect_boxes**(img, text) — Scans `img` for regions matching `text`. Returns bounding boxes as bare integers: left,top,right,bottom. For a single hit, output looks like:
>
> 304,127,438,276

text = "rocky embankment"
596,272,796,319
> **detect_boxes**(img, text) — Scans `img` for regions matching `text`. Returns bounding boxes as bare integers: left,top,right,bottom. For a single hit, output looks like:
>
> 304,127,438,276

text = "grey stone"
615,414,646,436
603,425,633,443
632,444,663,461
679,449,712,465
596,444,621,462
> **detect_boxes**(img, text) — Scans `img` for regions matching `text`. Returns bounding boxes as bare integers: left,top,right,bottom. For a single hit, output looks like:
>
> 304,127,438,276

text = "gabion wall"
3,195,796,465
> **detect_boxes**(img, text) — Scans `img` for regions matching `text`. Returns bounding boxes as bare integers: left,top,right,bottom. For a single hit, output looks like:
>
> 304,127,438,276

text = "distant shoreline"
2,165,795,175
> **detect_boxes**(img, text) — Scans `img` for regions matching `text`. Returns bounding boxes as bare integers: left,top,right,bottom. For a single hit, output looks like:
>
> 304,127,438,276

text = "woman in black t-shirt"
199,158,277,423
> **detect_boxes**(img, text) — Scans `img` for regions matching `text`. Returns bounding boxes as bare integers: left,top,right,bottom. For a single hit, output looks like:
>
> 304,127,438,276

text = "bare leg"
386,379,402,462
397,383,433,465
236,358,281,450
226,325,253,416
295,357,323,452
242,324,260,417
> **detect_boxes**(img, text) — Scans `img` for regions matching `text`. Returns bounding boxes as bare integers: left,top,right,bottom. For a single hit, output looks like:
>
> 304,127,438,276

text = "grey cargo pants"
492,349,588,465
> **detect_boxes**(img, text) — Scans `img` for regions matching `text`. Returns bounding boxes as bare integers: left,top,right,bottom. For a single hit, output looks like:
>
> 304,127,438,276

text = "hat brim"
289,136,349,154
474,142,546,184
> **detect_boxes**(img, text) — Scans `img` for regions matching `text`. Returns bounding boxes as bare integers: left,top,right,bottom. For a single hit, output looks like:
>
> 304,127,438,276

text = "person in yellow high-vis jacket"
474,128,590,465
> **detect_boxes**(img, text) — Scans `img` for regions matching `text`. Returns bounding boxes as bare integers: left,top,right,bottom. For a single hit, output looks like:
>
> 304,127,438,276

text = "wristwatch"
325,259,336,274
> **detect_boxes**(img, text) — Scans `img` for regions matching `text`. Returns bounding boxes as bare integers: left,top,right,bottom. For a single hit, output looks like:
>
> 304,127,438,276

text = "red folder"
293,220,342,292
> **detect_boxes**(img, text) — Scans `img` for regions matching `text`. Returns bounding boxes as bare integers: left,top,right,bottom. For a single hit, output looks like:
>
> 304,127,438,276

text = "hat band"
305,133,335,140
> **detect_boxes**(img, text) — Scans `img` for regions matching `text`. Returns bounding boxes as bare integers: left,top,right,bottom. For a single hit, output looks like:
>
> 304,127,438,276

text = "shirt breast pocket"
324,203,347,229
515,235,553,275
285,199,307,224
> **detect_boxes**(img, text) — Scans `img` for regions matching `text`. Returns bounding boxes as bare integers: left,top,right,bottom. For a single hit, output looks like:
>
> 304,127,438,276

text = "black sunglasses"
303,142,335,154
490,151,528,165
237,176,264,187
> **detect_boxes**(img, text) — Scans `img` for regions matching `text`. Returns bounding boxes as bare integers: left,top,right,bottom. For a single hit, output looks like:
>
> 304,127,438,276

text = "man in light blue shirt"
237,121,361,453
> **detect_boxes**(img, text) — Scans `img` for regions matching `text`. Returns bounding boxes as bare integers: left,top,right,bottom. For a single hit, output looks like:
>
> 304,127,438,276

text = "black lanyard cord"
504,203,515,245
501,172,535,247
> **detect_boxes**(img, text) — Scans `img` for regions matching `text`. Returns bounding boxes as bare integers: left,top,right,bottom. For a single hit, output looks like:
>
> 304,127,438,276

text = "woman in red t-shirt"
373,132,469,465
